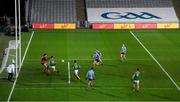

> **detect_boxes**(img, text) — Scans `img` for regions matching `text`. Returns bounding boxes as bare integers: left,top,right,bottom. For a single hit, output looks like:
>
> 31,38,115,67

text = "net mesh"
0,40,19,79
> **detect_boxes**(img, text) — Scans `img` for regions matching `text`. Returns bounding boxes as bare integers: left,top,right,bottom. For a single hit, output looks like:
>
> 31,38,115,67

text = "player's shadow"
0,77,15,82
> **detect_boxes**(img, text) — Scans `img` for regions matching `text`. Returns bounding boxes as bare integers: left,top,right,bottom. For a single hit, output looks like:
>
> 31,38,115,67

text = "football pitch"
1,29,180,101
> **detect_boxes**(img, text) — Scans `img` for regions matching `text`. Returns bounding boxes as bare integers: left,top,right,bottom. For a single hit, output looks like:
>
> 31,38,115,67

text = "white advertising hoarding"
87,8,179,23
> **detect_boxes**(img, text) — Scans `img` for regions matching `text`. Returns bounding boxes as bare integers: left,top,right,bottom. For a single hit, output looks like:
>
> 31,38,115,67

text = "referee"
7,60,15,81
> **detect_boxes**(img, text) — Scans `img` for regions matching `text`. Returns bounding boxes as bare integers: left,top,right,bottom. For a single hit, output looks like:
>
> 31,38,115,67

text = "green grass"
0,29,180,101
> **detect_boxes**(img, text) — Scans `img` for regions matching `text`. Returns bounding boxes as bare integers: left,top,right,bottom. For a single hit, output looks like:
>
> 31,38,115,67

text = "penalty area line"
22,82,68,85
7,31,35,102
130,31,180,90
15,87,176,90
24,58,152,61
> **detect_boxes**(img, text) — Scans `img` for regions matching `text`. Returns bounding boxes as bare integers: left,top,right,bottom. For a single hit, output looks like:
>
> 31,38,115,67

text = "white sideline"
130,31,180,90
7,31,35,102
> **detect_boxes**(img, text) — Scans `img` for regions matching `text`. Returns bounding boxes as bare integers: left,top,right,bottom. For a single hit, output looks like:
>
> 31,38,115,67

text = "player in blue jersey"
95,49,103,65
92,49,103,67
86,67,95,88
93,51,101,67
121,44,127,62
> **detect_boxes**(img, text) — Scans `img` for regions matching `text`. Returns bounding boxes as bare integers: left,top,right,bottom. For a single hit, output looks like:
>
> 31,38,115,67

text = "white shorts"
133,80,140,84
49,66,55,69
74,70,78,75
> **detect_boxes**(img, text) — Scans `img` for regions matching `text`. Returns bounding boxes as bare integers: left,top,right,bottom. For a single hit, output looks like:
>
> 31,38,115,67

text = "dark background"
0,0,26,25
0,0,25,17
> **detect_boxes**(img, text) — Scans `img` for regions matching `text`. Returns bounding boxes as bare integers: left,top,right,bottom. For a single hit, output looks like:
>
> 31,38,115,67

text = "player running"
86,67,95,88
73,60,80,80
93,52,100,67
93,50,103,67
132,68,141,91
41,54,48,73
95,49,103,65
48,56,57,72
120,44,127,62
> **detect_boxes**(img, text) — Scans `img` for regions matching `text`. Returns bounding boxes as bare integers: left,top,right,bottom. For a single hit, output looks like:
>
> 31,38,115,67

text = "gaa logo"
101,12,162,19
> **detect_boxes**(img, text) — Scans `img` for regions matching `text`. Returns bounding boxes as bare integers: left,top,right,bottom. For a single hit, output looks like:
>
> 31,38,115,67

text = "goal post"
67,62,71,84
15,0,18,78
15,0,22,78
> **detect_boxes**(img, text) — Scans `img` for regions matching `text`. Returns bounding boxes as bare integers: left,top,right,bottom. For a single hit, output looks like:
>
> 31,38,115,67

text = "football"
61,59,64,62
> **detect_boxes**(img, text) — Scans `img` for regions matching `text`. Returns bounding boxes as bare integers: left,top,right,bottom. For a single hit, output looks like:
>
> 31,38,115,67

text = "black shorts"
95,59,100,62
88,79,93,81
121,52,125,55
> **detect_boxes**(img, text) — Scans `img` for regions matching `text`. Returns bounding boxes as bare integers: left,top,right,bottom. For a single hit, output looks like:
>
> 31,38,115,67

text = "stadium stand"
86,0,173,8
85,0,178,24
76,0,86,21
172,0,180,19
24,0,178,29
27,0,77,24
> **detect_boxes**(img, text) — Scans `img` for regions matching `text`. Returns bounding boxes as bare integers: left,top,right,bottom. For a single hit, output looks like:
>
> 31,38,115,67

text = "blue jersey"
95,50,102,57
87,69,94,80
93,52,100,60
121,46,126,53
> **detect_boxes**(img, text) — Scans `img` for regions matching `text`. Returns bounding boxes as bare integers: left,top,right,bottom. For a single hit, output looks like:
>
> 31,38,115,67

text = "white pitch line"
7,31,35,102
24,58,151,61
23,82,68,85
21,31,35,68
15,87,176,90
130,31,180,90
